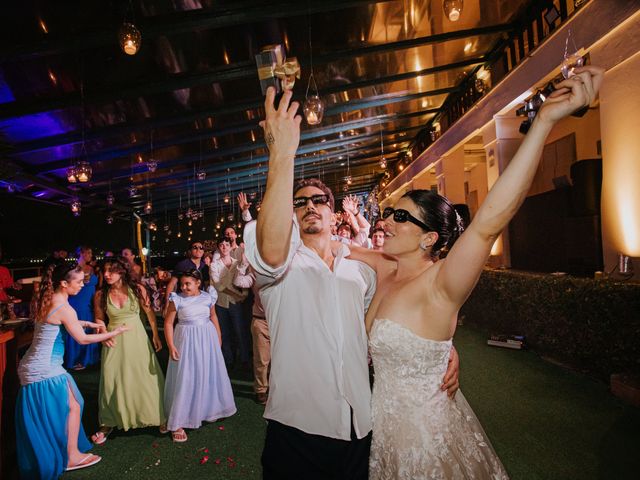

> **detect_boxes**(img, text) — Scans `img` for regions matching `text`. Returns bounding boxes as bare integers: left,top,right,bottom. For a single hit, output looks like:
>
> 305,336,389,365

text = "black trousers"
262,420,372,480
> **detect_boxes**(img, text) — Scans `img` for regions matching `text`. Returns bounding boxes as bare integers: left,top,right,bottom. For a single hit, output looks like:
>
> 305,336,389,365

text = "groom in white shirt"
244,87,459,479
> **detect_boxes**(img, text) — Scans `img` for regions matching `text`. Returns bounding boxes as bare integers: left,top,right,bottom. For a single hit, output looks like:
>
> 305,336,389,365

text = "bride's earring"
419,241,428,251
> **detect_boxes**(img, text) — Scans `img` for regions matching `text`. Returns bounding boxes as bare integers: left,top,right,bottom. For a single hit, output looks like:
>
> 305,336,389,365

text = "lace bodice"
369,319,509,480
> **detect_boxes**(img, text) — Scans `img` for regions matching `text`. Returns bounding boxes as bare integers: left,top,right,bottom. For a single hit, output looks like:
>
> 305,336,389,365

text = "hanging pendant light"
147,159,158,173
150,222,157,231
119,22,141,55
66,165,78,183
70,200,81,217
144,200,153,214
188,219,192,226
107,214,114,224
303,94,324,126
75,161,92,183
378,123,387,169
346,175,352,185
227,213,234,221
303,21,324,126
223,194,230,204
177,232,182,238
380,157,387,169
443,0,463,22
106,191,115,206
128,185,138,198
197,170,206,181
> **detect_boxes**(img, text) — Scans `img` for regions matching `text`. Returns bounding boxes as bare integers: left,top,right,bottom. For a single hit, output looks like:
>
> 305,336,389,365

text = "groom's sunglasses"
293,194,330,209
382,207,429,231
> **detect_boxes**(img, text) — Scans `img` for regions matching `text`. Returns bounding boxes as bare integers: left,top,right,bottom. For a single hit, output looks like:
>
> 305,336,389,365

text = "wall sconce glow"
443,0,463,22
490,235,503,256
119,22,141,55
75,161,92,183
70,200,81,217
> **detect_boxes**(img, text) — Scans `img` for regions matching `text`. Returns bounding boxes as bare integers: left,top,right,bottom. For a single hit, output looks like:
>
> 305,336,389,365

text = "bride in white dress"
349,66,603,479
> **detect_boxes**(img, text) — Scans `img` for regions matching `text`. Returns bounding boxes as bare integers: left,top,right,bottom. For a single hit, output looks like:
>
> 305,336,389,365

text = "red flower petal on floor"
218,426,225,430
214,458,221,465
227,457,234,462
204,448,209,453
200,456,210,465
152,442,159,448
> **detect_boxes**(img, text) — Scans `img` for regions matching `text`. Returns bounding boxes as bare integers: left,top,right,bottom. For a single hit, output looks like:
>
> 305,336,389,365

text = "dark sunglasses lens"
382,207,394,219
311,195,328,205
192,245,204,250
394,210,408,222
293,197,307,208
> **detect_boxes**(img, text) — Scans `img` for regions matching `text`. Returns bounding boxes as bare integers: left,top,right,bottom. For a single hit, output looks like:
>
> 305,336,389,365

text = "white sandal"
66,454,102,471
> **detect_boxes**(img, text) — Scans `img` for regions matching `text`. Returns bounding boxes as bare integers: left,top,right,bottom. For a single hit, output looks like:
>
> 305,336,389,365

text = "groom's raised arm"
257,87,302,268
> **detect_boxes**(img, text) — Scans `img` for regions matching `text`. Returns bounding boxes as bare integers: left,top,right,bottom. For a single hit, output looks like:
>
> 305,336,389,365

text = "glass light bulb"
561,52,584,79
303,95,325,126
443,0,463,22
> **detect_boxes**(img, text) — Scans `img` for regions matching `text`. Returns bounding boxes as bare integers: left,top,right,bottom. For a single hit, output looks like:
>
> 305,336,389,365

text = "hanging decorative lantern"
197,170,207,181
147,159,158,173
216,223,221,229
227,213,234,221
150,222,157,231
249,191,257,200
188,219,192,226
379,157,387,169
187,236,191,241
128,185,138,198
106,214,114,224
178,212,184,220
303,95,324,126
75,161,92,183
443,0,463,22
186,208,194,219
202,226,206,232
163,224,169,232
167,229,172,235
70,200,81,216
223,194,230,204
152,235,156,241
165,238,169,243
346,175,353,185
118,22,141,55
144,200,153,214
66,165,78,183
106,192,115,206
177,232,182,238
343,184,349,192
189,230,193,235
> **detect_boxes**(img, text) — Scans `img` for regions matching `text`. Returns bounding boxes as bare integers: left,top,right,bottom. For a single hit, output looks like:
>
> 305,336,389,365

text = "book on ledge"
487,334,525,350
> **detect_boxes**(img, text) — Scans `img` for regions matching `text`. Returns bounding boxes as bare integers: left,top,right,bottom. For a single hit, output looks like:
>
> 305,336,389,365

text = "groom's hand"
259,87,301,161
442,346,460,398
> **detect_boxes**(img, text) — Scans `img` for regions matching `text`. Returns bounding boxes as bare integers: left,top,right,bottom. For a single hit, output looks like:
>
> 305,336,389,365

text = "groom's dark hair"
293,178,335,211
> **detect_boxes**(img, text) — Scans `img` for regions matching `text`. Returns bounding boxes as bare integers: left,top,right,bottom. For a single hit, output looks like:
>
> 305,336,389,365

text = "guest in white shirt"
210,238,251,368
244,87,459,480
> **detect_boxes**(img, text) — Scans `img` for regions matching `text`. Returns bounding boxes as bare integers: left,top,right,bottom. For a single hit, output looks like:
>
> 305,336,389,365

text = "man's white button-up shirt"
244,218,376,440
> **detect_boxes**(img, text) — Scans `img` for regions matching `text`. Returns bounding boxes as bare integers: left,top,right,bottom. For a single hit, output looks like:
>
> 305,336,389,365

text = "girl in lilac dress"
163,269,236,442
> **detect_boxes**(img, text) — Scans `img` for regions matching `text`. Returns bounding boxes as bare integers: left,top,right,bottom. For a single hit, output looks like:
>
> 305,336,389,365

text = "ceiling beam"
0,0,383,61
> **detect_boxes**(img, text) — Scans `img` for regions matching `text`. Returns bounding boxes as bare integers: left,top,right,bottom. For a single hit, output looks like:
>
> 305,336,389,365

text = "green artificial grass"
62,325,640,479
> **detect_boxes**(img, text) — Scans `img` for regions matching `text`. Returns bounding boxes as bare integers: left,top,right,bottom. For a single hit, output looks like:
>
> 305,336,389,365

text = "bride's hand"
442,346,460,399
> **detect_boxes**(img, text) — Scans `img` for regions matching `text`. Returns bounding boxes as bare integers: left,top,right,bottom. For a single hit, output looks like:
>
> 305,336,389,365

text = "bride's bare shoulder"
347,244,395,272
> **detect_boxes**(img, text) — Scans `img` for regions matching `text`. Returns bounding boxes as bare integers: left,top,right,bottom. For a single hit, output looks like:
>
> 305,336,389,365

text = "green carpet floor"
62,325,640,479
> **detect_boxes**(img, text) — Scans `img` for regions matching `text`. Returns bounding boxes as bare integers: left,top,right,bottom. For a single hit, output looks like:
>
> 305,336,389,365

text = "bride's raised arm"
435,66,604,307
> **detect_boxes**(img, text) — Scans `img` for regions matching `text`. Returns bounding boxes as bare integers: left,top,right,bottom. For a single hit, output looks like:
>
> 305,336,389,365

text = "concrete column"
436,146,466,204
481,116,524,268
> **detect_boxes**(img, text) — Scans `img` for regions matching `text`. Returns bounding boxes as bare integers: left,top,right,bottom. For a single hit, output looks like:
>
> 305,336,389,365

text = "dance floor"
62,325,640,479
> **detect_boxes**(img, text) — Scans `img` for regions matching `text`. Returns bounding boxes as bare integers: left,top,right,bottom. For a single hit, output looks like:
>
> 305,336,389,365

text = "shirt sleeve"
242,209,253,222
233,262,256,288
206,286,218,307
168,291,181,310
243,216,300,282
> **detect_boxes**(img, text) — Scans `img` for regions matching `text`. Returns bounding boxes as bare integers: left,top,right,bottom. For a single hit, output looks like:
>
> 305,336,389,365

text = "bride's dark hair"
402,190,465,259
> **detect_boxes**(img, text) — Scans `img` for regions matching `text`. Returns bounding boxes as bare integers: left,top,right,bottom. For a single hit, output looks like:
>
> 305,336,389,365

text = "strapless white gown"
369,319,509,480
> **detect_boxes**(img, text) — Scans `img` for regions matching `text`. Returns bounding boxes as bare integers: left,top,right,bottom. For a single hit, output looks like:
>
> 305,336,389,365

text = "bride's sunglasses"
293,194,330,209
382,207,429,231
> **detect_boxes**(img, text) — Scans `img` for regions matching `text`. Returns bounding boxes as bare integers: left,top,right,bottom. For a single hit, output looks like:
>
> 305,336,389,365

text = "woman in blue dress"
15,263,129,479
65,245,100,369
163,269,236,442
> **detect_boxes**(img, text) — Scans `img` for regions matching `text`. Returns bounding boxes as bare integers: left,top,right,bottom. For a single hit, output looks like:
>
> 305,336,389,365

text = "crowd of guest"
7,191,385,478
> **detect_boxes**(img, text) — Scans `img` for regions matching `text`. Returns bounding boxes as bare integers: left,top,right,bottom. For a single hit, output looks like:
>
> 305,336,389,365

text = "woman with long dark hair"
15,263,128,479
64,245,100,370
92,256,166,444
347,67,604,478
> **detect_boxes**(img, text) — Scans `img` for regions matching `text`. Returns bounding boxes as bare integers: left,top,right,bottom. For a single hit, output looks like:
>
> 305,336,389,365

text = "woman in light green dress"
92,256,166,444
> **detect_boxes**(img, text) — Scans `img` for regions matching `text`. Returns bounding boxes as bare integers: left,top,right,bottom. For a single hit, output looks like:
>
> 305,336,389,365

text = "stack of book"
487,334,525,350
